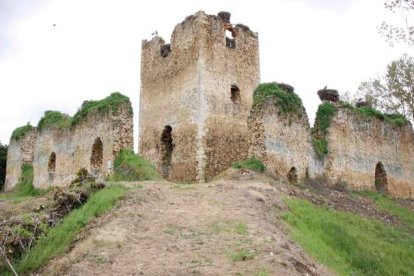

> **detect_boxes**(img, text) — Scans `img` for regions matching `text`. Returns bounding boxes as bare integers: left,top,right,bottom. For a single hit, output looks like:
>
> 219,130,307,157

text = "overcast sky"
0,0,411,150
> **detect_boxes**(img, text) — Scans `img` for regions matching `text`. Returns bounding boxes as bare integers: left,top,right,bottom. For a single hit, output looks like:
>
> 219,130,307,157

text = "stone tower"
139,11,260,182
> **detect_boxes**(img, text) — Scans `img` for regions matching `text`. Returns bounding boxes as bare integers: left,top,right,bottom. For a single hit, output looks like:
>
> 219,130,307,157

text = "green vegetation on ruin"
253,82,303,117
283,198,414,275
71,92,132,126
13,184,128,275
37,111,72,131
108,149,159,182
13,164,40,197
11,124,34,141
312,102,337,158
232,157,265,172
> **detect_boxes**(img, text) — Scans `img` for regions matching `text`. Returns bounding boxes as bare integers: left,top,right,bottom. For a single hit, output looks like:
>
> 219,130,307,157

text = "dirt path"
41,178,333,276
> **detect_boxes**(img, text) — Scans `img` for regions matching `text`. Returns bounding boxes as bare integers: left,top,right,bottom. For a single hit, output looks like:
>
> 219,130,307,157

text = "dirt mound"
40,180,333,275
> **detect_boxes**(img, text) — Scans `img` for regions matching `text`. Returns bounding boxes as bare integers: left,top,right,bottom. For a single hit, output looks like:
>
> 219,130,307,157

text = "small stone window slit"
225,29,236,49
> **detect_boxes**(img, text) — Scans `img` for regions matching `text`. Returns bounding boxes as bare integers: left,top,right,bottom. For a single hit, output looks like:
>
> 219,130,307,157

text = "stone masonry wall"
322,108,414,198
139,11,260,181
5,103,133,190
248,99,313,182
32,104,133,188
4,129,37,190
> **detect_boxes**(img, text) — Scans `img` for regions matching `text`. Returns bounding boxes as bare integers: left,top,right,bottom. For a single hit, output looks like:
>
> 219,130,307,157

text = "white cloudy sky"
0,0,411,149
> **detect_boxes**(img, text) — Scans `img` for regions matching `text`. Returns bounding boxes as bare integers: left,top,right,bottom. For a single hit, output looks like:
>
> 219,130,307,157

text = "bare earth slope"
40,172,334,276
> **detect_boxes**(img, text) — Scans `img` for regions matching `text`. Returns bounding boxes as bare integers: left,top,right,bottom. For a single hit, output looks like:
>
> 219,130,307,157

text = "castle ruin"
5,11,414,198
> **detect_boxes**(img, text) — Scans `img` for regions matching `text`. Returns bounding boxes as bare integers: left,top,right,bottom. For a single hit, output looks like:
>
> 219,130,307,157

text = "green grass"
108,149,159,181
283,198,414,275
209,221,248,235
13,164,43,197
37,111,71,131
71,92,132,126
232,157,265,172
13,184,127,274
358,191,414,228
253,82,303,117
11,124,35,141
226,248,255,262
311,103,337,158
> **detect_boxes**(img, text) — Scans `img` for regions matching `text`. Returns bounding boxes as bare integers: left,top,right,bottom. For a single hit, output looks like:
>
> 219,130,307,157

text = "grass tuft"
37,111,71,131
71,92,132,126
226,248,255,262
11,124,35,141
283,198,414,275
108,149,159,181
14,185,127,274
232,157,265,172
253,82,303,117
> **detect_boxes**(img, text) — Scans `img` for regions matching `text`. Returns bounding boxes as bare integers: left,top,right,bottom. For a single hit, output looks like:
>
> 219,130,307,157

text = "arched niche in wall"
375,161,388,194
90,137,103,172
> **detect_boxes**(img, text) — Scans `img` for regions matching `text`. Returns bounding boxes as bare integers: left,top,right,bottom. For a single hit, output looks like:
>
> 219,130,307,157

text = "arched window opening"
160,125,174,177
375,162,388,194
287,167,298,184
231,85,241,104
91,137,103,171
225,28,236,49
48,152,56,173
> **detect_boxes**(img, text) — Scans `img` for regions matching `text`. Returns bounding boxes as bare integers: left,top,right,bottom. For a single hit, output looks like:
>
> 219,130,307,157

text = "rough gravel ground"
39,171,334,276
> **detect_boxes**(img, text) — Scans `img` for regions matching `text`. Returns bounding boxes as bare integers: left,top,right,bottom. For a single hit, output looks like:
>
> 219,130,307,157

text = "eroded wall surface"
248,100,313,181
323,108,414,198
4,129,37,190
139,11,260,181
33,104,133,188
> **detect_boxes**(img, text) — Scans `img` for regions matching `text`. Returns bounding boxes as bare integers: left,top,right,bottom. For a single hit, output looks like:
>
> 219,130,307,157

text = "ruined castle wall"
4,129,37,190
32,104,133,188
203,15,260,180
323,108,414,198
139,11,260,181
248,100,313,182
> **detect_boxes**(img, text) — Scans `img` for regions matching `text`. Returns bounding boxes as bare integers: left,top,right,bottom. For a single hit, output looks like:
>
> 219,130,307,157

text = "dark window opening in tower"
160,44,171,58
48,152,56,173
231,85,241,103
161,125,174,177
225,29,236,49
91,137,103,171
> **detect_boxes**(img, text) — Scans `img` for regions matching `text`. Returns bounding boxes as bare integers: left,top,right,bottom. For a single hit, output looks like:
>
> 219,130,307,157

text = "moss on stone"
71,92,132,126
11,124,35,141
37,111,71,131
253,82,303,117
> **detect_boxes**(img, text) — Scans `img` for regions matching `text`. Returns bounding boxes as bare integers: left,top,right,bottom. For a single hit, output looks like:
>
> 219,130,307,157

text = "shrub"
71,92,132,126
253,83,303,117
14,164,40,197
232,157,265,172
312,138,328,159
11,124,34,141
311,103,337,158
37,111,71,131
109,149,159,181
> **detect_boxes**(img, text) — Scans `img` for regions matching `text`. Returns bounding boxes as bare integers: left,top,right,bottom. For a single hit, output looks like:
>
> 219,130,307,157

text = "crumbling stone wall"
5,101,133,190
321,108,414,198
248,99,313,182
4,129,37,190
139,11,260,181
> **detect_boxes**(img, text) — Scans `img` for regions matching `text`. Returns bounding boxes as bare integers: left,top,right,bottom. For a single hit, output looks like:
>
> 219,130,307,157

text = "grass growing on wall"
13,185,128,274
253,83,303,117
14,164,41,197
37,111,72,131
71,92,132,126
311,103,337,158
283,198,414,275
11,124,34,141
232,157,265,172
108,149,159,181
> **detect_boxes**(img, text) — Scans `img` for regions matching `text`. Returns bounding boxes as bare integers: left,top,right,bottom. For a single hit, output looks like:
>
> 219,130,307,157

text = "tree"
0,142,8,191
357,54,414,120
379,0,414,47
